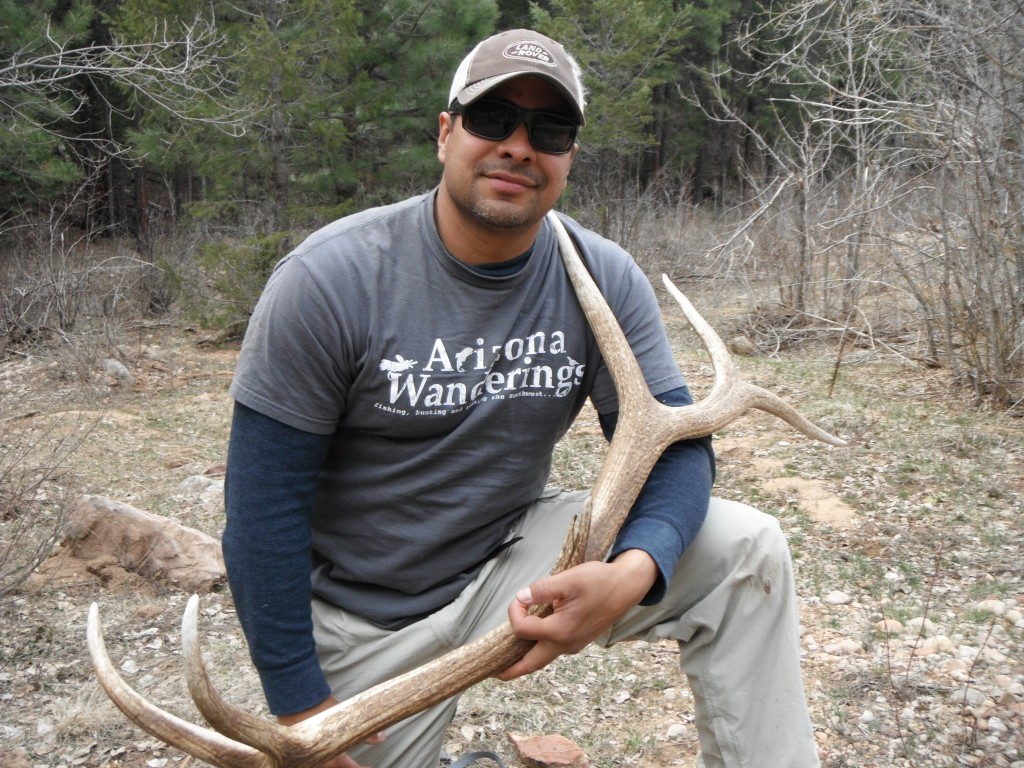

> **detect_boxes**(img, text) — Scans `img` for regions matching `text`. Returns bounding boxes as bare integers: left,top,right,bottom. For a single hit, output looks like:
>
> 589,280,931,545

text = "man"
223,29,820,768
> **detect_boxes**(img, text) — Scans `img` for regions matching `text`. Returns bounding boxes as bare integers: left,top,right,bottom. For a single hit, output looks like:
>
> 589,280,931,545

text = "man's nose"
496,121,534,160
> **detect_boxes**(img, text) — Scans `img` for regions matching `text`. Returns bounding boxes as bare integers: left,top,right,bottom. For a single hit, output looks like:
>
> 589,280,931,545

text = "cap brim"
454,73,585,126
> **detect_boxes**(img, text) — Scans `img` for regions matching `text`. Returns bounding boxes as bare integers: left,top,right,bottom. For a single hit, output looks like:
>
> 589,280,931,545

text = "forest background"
1,0,1021,415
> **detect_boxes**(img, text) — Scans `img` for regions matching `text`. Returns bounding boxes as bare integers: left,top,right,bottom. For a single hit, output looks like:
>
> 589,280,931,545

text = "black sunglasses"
450,98,580,155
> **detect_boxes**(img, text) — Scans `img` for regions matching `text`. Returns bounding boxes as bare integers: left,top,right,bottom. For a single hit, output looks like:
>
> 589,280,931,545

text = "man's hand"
277,696,387,768
497,549,657,681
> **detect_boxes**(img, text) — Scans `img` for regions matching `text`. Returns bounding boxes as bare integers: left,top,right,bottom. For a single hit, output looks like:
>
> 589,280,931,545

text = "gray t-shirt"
230,190,685,624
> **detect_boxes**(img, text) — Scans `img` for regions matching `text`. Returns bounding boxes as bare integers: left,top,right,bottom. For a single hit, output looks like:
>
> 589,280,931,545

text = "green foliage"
0,131,82,216
532,0,687,159
184,230,298,329
0,0,96,55
348,0,498,199
0,0,97,218
110,0,498,230
496,0,530,28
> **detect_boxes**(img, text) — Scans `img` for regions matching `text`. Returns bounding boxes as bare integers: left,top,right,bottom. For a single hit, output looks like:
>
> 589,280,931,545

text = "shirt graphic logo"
375,329,584,417
379,354,418,380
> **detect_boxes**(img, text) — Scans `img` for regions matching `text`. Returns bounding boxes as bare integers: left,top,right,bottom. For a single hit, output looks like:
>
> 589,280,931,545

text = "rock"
984,716,1008,733
506,732,589,768
59,494,225,592
824,590,854,605
924,635,955,653
102,358,135,387
905,616,938,635
874,619,903,634
665,723,687,739
974,599,1007,617
727,335,758,356
951,686,988,708
824,638,862,656
982,647,1008,663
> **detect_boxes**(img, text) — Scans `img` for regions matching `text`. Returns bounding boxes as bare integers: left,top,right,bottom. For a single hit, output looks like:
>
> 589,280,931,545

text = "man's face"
437,76,578,235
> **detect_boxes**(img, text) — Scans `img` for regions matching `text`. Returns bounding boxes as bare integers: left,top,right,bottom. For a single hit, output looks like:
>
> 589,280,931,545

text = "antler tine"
180,595,315,765
87,603,267,768
659,277,849,448
546,212,845,561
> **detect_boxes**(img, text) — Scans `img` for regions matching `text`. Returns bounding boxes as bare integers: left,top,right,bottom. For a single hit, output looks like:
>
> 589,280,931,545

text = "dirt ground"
1,301,1022,768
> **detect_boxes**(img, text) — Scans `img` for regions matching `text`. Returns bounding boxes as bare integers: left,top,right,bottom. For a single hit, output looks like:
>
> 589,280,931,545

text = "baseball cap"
448,29,586,125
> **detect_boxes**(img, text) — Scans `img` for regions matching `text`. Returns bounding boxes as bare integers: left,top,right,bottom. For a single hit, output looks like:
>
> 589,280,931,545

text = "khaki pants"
313,491,820,768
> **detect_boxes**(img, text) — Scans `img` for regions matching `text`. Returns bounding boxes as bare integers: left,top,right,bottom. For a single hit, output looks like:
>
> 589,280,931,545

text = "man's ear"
437,112,453,163
561,143,580,186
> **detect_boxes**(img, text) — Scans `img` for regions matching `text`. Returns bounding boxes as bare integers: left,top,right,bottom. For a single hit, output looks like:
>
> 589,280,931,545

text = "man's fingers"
496,642,560,681
507,601,554,640
518,576,571,607
331,732,386,767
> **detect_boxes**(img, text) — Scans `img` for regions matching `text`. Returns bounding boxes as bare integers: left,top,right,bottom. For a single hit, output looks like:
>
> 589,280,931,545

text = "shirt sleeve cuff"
610,516,685,605
256,652,333,717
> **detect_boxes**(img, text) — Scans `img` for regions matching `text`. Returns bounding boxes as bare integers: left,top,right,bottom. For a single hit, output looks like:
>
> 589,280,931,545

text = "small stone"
506,732,589,768
874,619,903,635
975,599,1007,617
982,647,1008,663
951,686,988,707
102,358,135,386
728,336,758,356
858,709,876,725
824,638,862,656
824,591,853,605
959,644,981,661
905,616,938,635
924,635,955,653
985,716,1008,733
665,723,687,739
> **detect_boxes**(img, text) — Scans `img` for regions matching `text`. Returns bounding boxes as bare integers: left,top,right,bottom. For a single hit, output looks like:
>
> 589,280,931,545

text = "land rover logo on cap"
503,41,557,67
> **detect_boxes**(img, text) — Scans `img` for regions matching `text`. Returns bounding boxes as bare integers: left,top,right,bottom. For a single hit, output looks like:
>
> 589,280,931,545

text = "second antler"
87,210,846,768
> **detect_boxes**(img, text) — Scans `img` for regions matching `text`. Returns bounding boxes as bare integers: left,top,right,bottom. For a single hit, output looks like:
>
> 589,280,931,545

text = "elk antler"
546,212,846,559
88,515,590,768
88,210,845,767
